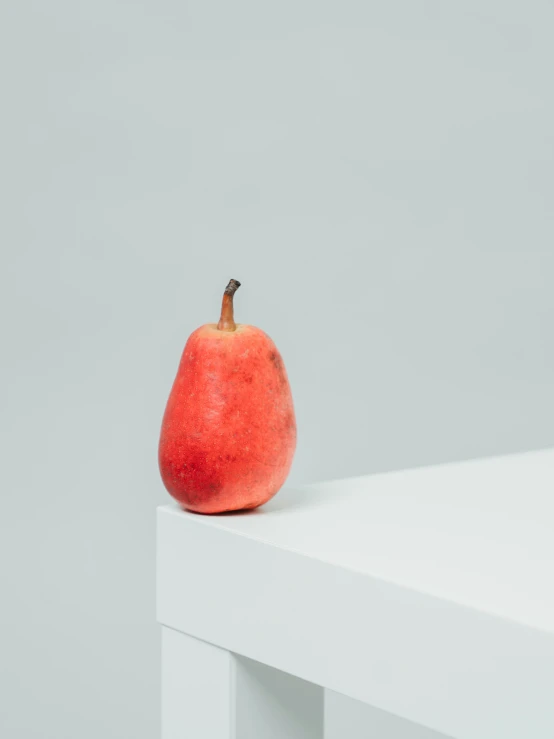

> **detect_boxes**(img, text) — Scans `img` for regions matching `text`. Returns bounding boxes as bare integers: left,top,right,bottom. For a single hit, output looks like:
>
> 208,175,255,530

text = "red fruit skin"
158,323,297,514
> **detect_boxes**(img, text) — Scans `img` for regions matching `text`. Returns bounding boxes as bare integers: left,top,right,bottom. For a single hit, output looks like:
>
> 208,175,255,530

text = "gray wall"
2,1,553,737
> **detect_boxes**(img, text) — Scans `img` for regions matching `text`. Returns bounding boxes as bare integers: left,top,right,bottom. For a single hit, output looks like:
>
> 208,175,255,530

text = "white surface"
325,691,446,739
161,627,323,738
177,446,554,633
235,654,323,738
162,627,234,739
157,448,554,739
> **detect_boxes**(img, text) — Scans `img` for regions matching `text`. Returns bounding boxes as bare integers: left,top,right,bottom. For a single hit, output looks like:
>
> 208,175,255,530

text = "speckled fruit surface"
158,314,297,514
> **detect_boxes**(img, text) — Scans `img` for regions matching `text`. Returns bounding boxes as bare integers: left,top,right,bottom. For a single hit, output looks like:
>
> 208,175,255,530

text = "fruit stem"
217,279,241,331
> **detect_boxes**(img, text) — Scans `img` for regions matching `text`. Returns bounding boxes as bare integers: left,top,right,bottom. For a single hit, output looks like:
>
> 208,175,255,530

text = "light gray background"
1,1,553,737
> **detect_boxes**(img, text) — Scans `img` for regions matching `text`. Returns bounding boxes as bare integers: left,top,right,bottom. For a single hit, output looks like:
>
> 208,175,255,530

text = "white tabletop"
182,446,554,634
157,447,554,739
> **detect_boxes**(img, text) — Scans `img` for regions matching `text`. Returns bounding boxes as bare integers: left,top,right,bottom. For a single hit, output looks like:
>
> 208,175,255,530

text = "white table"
157,448,554,738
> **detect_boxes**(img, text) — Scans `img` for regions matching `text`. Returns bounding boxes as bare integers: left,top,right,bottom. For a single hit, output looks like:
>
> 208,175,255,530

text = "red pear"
158,279,297,514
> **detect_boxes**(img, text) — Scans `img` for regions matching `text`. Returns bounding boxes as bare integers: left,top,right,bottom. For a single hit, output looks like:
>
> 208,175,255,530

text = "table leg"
161,626,324,738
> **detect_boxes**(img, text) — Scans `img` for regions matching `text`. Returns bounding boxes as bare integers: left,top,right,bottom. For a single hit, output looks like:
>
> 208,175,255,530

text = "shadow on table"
236,481,357,517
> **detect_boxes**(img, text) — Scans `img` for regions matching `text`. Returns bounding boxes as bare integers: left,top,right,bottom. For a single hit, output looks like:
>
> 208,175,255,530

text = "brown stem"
217,279,241,331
